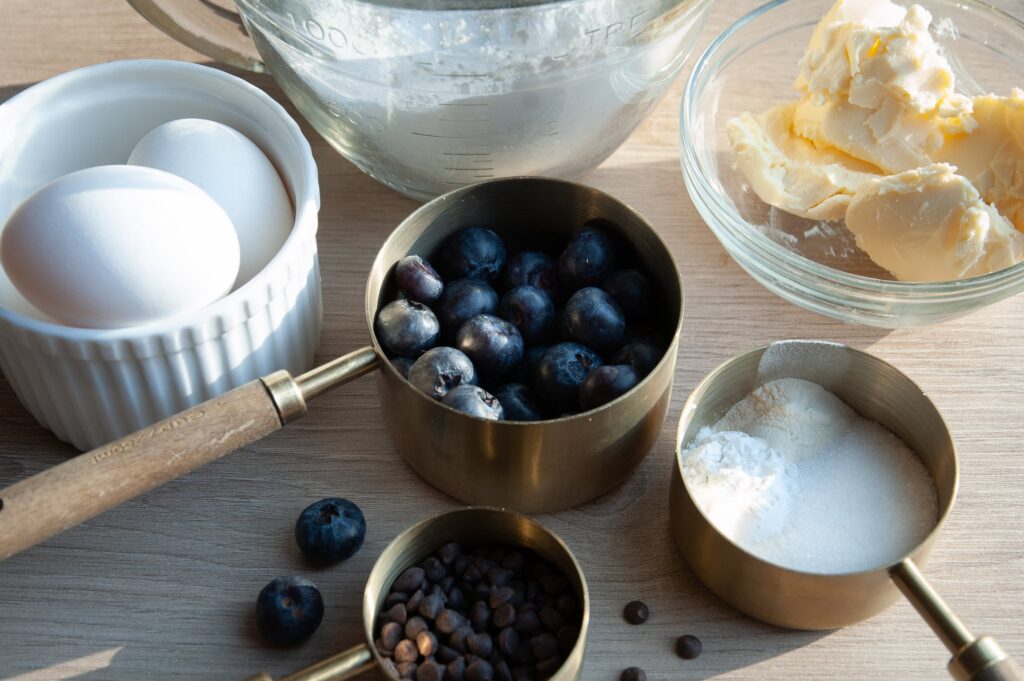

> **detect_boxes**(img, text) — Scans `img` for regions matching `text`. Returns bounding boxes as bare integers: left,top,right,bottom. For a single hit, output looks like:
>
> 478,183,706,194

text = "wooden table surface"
2,1,1023,679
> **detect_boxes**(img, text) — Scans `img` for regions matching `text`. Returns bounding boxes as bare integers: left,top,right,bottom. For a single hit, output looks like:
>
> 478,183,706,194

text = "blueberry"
602,270,652,321
442,384,505,420
493,384,543,422
456,314,525,380
612,340,662,377
391,357,416,379
376,299,440,357
534,343,602,414
579,365,640,410
294,497,366,565
499,286,556,345
502,251,558,297
515,345,548,385
562,288,626,352
438,227,507,282
558,226,614,291
396,255,444,304
255,576,324,646
436,279,499,340
409,347,477,400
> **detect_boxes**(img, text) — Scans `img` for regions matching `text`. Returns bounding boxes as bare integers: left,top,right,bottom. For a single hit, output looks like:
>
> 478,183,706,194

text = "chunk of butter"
937,89,1024,232
728,104,881,221
846,164,1024,281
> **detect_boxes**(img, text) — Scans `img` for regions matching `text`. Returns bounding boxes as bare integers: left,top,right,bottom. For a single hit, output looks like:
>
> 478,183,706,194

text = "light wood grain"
0,380,283,562
1,1,1023,680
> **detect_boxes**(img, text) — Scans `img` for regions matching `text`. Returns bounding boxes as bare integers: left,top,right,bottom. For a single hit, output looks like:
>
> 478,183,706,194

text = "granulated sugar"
680,378,938,574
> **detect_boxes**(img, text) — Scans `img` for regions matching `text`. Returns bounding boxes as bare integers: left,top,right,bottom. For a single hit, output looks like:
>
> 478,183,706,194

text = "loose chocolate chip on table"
468,631,495,658
494,603,517,628
620,667,646,681
417,660,445,681
405,616,429,640
623,600,649,625
395,639,419,665
530,633,559,660
676,634,703,660
416,630,438,657
381,621,404,651
467,658,495,681
395,567,427,593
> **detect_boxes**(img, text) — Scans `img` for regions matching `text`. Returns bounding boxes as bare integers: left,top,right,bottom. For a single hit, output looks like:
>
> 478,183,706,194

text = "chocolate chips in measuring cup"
375,543,582,681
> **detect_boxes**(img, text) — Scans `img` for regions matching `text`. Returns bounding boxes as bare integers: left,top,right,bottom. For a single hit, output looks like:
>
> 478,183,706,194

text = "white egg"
128,118,294,289
0,166,240,329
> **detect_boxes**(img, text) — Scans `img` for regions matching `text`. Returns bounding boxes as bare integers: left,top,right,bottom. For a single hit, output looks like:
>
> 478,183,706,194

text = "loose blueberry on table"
255,576,325,646
294,497,366,565
375,224,668,420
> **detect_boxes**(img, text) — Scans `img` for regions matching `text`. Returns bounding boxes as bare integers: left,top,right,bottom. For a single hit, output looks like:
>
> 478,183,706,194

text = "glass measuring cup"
129,0,713,200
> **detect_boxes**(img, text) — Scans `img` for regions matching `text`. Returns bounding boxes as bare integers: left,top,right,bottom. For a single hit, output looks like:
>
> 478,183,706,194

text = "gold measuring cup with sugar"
240,507,590,681
670,340,1021,681
0,177,683,560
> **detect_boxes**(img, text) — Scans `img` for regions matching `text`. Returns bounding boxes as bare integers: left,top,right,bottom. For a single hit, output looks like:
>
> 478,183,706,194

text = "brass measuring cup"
0,177,682,560
241,507,590,681
669,340,1021,681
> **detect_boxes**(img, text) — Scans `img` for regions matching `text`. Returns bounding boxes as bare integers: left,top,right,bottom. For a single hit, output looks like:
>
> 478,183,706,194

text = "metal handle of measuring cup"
243,642,375,681
127,0,265,72
892,560,1023,681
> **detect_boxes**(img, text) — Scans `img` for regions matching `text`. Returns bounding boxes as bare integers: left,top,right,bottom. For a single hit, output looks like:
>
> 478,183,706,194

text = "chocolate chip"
449,626,473,653
534,656,562,677
676,634,702,660
489,587,515,609
438,542,462,565
623,601,648,625
440,575,456,592
530,633,558,661
430,584,448,601
383,658,400,679
407,589,425,614
395,639,419,665
384,603,409,627
416,630,438,657
395,567,427,593
469,601,491,631
493,603,516,629
437,608,467,634
405,617,429,640
447,656,467,681
423,556,447,583
514,610,542,635
473,581,493,601
398,662,419,680
386,592,410,609
420,593,446,620
377,639,394,659
498,627,521,657
436,645,460,664
467,631,494,658
620,667,646,681
538,607,563,633
448,587,467,610
489,567,513,587
454,555,473,577
556,626,577,655
467,659,494,681
464,563,483,582
495,660,513,681
417,660,445,681
381,622,404,651
475,557,497,576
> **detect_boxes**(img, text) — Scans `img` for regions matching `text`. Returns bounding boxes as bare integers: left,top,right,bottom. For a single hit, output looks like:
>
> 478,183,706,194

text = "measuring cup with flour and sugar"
128,0,713,199
671,340,1022,681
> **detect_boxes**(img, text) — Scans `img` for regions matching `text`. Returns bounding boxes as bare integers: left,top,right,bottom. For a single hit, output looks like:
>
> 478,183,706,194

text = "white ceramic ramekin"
0,60,322,450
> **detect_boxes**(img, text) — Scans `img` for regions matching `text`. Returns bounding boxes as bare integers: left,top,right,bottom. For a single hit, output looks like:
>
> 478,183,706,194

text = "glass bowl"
680,0,1024,327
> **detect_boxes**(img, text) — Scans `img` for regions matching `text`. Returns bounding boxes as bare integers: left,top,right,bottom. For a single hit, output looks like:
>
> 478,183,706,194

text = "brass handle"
243,642,375,681
0,347,381,560
127,0,265,72
892,560,1022,681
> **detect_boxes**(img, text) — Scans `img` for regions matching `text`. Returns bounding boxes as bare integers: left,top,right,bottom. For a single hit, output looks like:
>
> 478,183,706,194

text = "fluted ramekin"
0,60,321,449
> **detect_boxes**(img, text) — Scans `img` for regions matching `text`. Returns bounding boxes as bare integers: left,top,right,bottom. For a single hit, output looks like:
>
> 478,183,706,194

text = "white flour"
681,378,938,573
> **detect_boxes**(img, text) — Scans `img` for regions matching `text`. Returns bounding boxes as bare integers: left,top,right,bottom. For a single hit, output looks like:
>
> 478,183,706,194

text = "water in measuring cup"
240,0,705,200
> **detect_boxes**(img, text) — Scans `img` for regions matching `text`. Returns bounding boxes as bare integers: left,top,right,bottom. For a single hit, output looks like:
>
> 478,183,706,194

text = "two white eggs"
0,119,293,328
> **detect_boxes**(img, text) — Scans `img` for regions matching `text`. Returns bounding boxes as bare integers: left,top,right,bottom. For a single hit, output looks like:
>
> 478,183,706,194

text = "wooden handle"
0,380,284,560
